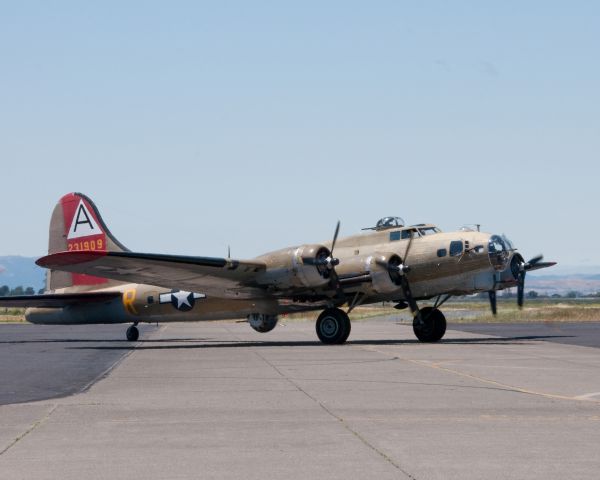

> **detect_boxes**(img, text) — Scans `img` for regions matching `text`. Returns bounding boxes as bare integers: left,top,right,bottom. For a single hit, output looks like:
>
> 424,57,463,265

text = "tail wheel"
126,325,139,342
316,308,351,344
413,307,446,342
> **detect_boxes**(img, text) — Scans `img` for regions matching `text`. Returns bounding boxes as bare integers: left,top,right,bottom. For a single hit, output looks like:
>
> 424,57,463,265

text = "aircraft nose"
487,234,511,271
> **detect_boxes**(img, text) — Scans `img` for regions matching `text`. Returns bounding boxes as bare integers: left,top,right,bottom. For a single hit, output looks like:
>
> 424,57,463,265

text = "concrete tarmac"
0,324,158,405
449,321,600,349
1,318,600,479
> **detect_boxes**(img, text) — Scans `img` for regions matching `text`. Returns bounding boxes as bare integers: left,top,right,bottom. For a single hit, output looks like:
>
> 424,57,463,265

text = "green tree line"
0,285,44,296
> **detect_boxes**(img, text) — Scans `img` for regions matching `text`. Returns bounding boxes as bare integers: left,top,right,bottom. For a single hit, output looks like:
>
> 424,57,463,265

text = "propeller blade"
527,254,544,267
517,271,526,308
525,261,557,272
325,221,344,299
331,220,341,255
403,230,414,264
489,290,497,315
399,275,419,315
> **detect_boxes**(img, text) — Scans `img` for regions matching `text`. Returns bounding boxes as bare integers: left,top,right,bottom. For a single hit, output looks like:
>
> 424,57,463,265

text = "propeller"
380,230,414,275
516,254,548,309
303,221,343,296
327,221,342,290
303,221,341,272
376,230,420,317
488,254,555,315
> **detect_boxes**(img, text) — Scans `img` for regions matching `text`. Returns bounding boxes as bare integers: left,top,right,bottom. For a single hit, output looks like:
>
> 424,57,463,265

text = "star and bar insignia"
159,290,206,312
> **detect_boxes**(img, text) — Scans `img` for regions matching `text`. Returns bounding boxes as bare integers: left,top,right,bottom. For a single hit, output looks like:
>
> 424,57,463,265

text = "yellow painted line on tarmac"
574,392,600,400
357,344,600,404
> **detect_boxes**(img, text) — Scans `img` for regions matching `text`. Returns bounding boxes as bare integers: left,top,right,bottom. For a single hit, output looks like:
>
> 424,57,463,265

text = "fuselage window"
449,240,463,257
389,231,401,241
401,229,416,240
437,248,447,257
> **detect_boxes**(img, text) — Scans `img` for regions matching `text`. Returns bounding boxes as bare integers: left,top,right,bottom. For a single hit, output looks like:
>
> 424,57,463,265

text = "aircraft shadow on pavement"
0,337,212,345
66,334,576,351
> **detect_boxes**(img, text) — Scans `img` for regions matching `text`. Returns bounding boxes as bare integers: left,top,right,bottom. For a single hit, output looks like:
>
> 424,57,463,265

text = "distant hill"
526,273,600,296
0,256,45,290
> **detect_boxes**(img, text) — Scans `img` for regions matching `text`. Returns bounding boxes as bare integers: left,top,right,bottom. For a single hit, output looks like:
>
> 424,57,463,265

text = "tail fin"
47,193,129,291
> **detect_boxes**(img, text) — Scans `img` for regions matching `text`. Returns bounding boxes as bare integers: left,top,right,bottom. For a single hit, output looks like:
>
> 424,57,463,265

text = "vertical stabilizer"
47,193,128,291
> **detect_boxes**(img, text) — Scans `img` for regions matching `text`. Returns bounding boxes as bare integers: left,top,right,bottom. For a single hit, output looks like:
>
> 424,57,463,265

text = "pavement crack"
0,404,58,456
252,349,417,479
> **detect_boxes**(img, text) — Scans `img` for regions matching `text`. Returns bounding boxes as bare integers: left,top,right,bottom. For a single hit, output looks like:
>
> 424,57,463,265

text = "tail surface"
47,193,128,291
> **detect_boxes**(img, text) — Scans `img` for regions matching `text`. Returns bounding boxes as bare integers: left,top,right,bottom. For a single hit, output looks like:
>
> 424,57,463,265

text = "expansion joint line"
0,404,58,456
252,349,417,480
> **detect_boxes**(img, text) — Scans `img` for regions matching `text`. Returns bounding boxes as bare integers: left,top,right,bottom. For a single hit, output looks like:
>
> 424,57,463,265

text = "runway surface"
450,321,600,349
0,324,158,405
1,318,600,479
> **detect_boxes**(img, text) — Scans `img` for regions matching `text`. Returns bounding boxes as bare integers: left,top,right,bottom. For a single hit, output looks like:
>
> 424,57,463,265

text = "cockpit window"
449,241,463,257
390,229,419,241
418,227,440,236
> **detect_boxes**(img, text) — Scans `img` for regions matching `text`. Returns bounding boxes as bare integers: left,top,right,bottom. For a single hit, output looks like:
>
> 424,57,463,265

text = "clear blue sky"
1,2,598,269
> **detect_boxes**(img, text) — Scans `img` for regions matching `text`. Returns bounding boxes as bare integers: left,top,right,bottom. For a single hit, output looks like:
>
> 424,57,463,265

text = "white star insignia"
171,291,192,309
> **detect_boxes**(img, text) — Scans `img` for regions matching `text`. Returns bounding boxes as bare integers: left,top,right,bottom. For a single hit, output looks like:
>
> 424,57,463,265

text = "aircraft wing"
0,291,122,308
37,251,268,299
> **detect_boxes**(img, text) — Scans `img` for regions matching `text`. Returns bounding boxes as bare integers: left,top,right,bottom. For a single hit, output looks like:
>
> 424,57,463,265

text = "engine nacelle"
256,244,332,290
248,313,278,333
367,252,403,294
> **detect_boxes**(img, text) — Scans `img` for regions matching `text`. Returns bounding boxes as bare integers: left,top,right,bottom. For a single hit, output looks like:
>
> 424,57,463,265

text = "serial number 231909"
68,239,105,251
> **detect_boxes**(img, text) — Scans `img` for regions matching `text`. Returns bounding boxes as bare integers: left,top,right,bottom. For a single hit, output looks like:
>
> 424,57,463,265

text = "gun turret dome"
372,217,405,230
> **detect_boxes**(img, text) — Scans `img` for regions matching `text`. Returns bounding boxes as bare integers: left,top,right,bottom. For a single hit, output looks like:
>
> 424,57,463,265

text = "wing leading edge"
37,251,268,299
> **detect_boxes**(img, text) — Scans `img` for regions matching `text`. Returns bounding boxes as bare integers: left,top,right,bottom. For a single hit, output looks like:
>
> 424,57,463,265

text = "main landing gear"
316,308,351,345
412,307,446,343
126,323,139,341
313,304,447,345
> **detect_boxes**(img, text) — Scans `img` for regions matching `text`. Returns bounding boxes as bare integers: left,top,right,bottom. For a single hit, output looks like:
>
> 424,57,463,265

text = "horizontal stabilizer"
0,292,122,308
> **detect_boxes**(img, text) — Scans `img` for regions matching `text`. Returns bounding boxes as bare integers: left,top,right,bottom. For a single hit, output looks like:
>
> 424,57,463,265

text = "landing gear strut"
316,308,351,344
126,323,139,341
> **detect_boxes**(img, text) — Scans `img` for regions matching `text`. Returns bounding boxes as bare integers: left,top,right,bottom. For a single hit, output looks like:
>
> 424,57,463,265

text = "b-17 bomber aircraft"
1,193,556,343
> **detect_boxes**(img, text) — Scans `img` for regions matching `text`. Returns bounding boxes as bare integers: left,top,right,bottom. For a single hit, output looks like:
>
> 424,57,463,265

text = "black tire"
126,325,139,342
413,307,446,342
316,308,351,344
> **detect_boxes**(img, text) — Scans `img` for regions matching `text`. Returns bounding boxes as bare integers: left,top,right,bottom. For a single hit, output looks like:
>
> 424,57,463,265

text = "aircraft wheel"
316,308,351,344
413,307,446,342
126,325,139,342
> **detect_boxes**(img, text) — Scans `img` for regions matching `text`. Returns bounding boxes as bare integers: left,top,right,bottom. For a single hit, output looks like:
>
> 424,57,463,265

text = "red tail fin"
47,193,128,290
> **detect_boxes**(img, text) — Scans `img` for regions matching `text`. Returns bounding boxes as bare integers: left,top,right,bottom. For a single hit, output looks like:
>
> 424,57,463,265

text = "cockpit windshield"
418,227,441,236
488,234,511,271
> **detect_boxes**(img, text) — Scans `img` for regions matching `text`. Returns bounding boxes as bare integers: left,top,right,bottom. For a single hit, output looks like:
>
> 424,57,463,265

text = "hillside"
0,256,46,290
